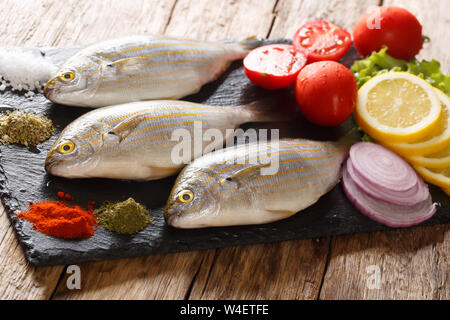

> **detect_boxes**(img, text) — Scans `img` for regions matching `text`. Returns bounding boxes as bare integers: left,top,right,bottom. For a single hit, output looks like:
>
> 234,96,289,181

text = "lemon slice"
385,88,450,156
355,72,441,143
408,145,450,168
414,165,450,189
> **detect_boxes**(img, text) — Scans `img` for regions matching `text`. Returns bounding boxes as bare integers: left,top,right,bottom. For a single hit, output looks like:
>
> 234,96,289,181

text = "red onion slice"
342,164,436,228
349,142,418,192
346,157,429,206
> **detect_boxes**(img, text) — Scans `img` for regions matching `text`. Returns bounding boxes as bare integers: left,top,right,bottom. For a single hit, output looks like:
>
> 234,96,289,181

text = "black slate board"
0,40,448,266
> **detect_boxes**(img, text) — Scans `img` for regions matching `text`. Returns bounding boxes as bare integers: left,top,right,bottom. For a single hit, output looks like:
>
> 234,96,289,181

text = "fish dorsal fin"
220,163,270,187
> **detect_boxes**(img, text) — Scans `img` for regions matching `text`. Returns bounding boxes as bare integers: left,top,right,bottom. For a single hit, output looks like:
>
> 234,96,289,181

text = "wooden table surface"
0,0,448,300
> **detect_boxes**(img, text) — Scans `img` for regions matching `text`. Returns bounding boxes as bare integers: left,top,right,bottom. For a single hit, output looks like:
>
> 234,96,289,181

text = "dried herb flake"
94,198,152,235
0,109,55,146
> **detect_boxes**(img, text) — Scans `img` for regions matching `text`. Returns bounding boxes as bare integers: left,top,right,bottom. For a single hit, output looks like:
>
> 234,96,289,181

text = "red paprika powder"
17,193,97,239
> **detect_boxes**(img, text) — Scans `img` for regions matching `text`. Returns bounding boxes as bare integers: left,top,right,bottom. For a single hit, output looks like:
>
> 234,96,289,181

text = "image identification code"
179,303,269,317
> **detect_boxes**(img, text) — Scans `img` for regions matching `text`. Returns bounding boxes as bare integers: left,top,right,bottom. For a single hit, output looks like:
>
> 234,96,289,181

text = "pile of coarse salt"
0,48,57,99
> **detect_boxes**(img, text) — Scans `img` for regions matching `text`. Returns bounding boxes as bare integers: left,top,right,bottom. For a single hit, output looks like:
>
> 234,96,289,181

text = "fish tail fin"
240,95,296,123
238,36,265,51
222,36,264,53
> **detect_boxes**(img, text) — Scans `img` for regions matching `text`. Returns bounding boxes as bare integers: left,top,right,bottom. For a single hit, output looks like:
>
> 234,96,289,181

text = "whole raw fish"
44,35,262,107
164,139,348,228
45,99,284,180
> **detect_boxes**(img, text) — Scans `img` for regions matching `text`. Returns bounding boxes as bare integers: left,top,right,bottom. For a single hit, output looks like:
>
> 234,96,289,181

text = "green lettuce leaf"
351,46,450,96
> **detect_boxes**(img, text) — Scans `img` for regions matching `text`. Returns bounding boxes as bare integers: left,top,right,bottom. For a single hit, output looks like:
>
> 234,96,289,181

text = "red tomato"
293,20,352,62
353,6,423,60
243,44,307,90
295,61,357,127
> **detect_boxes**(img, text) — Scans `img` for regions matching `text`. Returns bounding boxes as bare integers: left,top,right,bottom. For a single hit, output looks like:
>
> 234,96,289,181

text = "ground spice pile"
94,198,152,235
17,192,97,239
0,109,55,146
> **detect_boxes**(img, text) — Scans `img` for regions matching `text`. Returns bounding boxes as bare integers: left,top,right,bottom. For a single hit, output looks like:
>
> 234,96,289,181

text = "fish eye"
59,71,75,82
58,141,75,154
178,190,194,203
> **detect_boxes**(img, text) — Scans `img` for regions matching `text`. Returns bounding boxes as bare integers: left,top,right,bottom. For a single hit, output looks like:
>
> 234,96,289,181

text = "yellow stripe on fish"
248,157,342,183
114,56,218,72
84,40,229,69
189,150,344,211
80,103,234,140
199,146,343,187
97,64,215,88
94,57,219,81
76,38,222,71
196,141,322,182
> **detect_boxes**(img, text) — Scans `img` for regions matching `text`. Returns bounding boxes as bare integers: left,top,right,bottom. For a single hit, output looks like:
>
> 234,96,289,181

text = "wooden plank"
53,250,215,299
320,0,450,300
0,0,177,46
165,0,277,40
187,0,381,300
0,0,178,300
319,225,449,299
0,207,63,299
189,239,330,299
51,0,278,300
269,0,381,39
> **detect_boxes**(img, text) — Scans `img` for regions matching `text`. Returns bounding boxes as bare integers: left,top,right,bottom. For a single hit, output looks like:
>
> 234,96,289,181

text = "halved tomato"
243,44,307,90
293,20,352,62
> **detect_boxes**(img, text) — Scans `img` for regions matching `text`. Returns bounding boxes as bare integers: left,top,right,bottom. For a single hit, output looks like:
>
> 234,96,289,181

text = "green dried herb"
0,109,55,147
94,198,152,235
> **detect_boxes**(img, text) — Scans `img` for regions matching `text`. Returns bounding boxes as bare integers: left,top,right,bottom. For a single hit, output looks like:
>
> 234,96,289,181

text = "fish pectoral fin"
109,116,146,141
223,163,271,186
112,57,153,73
